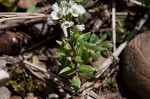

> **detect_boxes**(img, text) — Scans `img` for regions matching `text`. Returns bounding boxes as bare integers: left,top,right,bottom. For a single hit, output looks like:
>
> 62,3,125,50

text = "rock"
121,31,150,99
0,60,7,69
0,31,22,55
0,70,10,86
0,86,11,99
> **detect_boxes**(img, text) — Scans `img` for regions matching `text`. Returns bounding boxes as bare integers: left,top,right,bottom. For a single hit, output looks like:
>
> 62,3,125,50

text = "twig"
112,1,116,51
0,13,49,30
0,18,45,30
23,60,47,72
0,13,46,23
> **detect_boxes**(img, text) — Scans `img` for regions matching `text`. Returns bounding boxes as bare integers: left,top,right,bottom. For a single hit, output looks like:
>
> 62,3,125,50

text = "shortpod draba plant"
47,0,113,90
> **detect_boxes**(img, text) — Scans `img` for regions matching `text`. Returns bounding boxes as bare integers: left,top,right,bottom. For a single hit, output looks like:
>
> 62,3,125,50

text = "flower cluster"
47,0,86,36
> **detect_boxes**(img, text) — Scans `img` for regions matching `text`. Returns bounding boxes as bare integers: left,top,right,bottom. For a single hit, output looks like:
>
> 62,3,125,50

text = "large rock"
121,31,150,99
0,86,11,99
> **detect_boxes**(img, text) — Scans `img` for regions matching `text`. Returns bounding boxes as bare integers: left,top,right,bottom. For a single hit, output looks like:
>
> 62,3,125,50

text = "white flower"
51,3,63,20
76,24,85,31
51,11,63,20
78,5,86,14
47,18,54,25
61,21,74,37
47,18,57,25
52,3,60,12
61,21,74,29
69,3,86,17
61,5,68,15
60,0,74,15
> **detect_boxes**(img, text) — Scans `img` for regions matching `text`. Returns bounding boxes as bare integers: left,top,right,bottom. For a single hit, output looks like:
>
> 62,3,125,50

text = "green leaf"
96,51,100,57
56,0,61,3
117,20,124,28
101,41,113,48
56,40,62,45
66,0,70,2
86,72,96,78
85,43,100,51
79,32,91,41
78,65,95,73
59,66,75,77
101,50,109,57
77,41,84,56
89,34,96,43
75,56,83,63
83,12,92,19
71,76,81,91
120,28,125,33
64,43,72,50
90,51,99,61
94,46,105,51
56,51,66,57
82,47,89,61
93,36,99,43
8,4,17,12
85,42,96,47
95,39,103,45
95,47,105,51
70,27,79,37
82,0,94,8
101,34,107,41
60,58,75,68
27,5,36,13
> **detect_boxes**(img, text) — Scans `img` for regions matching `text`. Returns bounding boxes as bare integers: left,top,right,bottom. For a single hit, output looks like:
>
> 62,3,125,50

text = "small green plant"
117,20,130,43
7,66,45,97
56,27,112,90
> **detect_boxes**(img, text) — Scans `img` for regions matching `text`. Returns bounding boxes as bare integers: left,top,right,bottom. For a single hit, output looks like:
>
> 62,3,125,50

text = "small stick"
0,14,46,23
23,60,47,72
112,1,116,51
0,18,44,30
